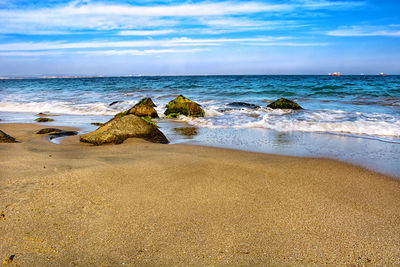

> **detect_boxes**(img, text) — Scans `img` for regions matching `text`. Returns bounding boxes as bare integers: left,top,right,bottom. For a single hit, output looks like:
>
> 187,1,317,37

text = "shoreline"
2,121,400,179
1,123,400,265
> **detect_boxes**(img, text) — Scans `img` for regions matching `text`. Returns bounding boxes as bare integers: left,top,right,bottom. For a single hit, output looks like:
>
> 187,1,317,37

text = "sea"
1,75,399,177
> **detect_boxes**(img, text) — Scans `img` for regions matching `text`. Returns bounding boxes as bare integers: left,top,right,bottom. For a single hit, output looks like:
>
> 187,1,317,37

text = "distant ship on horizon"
380,72,387,76
329,72,341,76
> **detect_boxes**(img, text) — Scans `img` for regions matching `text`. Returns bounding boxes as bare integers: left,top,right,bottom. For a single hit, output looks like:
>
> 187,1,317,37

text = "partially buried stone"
80,114,169,145
48,131,78,140
36,128,78,139
36,128,63,134
36,112,58,117
0,130,17,143
227,102,260,109
127,97,158,118
35,117,54,123
173,127,198,137
267,98,302,110
164,95,205,118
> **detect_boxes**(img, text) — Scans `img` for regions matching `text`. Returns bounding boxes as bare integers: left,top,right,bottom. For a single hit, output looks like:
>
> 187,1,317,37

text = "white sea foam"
185,108,400,141
1,99,399,141
0,101,127,115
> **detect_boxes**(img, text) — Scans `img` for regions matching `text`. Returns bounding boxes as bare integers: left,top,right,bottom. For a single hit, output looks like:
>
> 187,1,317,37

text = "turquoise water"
1,75,399,176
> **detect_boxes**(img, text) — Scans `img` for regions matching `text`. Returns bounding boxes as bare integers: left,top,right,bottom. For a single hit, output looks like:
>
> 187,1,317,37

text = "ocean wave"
0,101,131,115
184,109,400,141
1,98,399,142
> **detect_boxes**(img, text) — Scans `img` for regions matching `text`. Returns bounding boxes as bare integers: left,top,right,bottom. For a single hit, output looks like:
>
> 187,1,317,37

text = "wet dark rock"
36,113,58,117
173,127,198,137
227,102,260,109
91,122,104,126
109,101,122,106
267,98,302,110
36,128,63,134
0,130,17,143
80,114,169,145
36,128,78,139
127,98,158,118
48,131,78,140
35,117,54,123
164,95,205,118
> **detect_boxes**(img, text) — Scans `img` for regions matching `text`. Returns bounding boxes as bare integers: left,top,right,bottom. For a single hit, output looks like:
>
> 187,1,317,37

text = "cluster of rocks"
80,95,205,145
3,95,301,146
35,113,57,123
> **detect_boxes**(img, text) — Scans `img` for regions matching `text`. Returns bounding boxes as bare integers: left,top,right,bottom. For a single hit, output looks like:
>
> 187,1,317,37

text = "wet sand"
1,123,400,266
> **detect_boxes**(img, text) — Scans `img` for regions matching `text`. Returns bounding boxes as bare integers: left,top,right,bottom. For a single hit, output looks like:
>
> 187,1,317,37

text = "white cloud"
0,0,364,33
327,26,400,37
118,30,175,36
199,18,272,28
0,37,291,51
296,0,364,9
0,48,207,57
0,1,287,33
0,38,329,56
55,1,288,17
247,42,330,46
0,51,63,56
80,48,206,56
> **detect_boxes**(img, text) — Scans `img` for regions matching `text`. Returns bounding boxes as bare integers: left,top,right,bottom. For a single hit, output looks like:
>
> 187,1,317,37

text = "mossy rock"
35,117,54,123
127,97,158,118
91,122,104,126
164,95,205,117
114,110,129,118
267,98,302,110
165,113,179,119
36,128,63,134
0,130,17,143
80,114,168,145
140,116,158,127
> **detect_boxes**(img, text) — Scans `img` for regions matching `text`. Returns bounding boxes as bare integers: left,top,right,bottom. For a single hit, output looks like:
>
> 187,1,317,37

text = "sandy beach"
1,123,400,266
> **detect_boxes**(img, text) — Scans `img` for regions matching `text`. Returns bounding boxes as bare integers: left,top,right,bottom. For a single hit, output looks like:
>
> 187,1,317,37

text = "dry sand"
1,123,399,266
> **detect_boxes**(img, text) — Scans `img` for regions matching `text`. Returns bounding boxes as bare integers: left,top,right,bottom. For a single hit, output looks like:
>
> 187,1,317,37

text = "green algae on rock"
114,110,129,118
35,117,54,123
140,116,158,127
164,95,205,118
91,122,104,127
127,98,159,118
80,114,169,145
267,98,302,110
0,130,17,143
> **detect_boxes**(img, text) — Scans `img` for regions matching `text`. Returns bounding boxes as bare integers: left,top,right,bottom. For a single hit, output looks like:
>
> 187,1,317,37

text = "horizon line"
0,74,397,79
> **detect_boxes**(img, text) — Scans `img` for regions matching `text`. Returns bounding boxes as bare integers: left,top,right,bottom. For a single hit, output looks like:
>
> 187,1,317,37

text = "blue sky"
0,0,399,76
